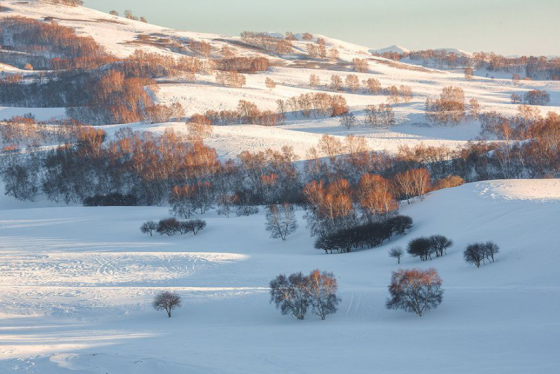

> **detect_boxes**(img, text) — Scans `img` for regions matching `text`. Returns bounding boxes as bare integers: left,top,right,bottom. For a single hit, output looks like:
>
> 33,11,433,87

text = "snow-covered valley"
1,180,559,373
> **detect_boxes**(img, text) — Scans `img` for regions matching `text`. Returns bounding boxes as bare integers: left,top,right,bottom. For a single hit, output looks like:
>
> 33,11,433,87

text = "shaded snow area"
0,179,559,373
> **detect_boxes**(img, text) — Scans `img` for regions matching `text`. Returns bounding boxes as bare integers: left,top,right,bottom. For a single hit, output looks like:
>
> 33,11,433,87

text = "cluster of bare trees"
307,38,327,59
376,48,560,80
5,106,560,222
301,169,423,240
425,86,468,125
141,218,206,237
240,31,293,55
0,115,91,149
0,16,111,70
215,70,246,88
364,104,395,128
277,92,349,119
523,90,550,106
385,85,413,104
407,235,453,261
215,57,269,73
307,73,411,103
464,242,499,268
107,9,147,22
352,58,368,72
270,270,340,320
314,215,413,254
48,0,84,6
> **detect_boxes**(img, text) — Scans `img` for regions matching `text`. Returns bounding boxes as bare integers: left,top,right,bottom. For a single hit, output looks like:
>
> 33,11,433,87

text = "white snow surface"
0,179,559,373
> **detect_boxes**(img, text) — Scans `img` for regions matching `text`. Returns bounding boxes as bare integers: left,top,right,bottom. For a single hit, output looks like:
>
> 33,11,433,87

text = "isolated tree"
345,74,360,92
386,268,444,317
309,74,320,87
464,67,474,80
265,77,276,89
270,273,310,320
389,247,404,264
407,237,432,261
363,78,382,94
469,98,480,120
330,75,343,91
308,270,340,320
153,291,182,318
352,58,368,73
140,221,157,237
124,9,135,20
109,10,119,16
429,235,453,257
464,243,485,268
328,48,340,60
265,203,298,241
340,112,357,129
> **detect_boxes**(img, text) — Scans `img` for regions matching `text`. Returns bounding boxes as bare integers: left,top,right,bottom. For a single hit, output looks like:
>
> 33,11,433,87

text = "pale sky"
85,0,560,56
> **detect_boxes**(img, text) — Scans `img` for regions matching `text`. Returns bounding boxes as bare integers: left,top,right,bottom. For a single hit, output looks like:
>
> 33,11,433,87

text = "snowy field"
1,2,560,372
1,179,559,373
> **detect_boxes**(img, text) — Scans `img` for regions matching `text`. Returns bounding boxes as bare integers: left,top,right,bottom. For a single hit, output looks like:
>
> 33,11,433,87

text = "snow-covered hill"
1,1,559,159
0,180,559,373
372,45,411,54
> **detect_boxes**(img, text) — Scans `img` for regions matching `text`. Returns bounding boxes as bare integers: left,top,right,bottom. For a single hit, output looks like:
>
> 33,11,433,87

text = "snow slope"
0,179,559,373
2,1,560,159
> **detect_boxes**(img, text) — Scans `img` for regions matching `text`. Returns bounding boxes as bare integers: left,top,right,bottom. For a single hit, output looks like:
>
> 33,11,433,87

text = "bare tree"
153,291,182,318
386,268,443,317
140,221,157,237
429,235,453,257
407,237,432,261
389,247,404,264
265,77,276,89
464,243,485,268
270,273,310,320
265,203,298,241
330,75,343,91
308,270,340,320
340,112,357,129
345,74,360,92
309,74,320,88
483,241,499,263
